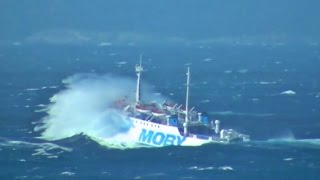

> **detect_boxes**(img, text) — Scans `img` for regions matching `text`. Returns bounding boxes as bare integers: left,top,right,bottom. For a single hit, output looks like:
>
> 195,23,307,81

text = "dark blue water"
1,44,320,179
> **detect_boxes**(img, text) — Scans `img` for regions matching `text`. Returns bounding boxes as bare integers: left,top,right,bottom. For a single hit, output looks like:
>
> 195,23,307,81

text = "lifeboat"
151,109,166,117
135,104,151,114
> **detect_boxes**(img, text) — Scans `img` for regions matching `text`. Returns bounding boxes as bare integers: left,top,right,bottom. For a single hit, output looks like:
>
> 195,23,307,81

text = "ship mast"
135,55,143,105
184,67,190,135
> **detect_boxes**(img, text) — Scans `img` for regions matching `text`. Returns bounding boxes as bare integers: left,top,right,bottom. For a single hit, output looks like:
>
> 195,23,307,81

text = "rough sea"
1,44,319,179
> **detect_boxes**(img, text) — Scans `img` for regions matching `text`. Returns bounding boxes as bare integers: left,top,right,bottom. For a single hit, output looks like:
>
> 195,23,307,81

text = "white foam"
98,42,112,47
209,111,274,117
203,58,213,62
283,158,294,161
61,171,75,176
259,81,276,85
26,88,40,91
47,155,58,159
218,166,234,171
116,61,127,65
188,166,215,171
0,139,72,157
197,167,214,171
35,74,167,149
280,90,296,96
25,86,58,91
200,99,210,103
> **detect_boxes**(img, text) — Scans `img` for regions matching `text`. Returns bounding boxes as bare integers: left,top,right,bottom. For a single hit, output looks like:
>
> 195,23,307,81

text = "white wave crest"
34,74,166,149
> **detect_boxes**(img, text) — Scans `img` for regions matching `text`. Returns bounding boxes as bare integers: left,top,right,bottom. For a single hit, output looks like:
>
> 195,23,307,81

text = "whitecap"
61,171,75,176
32,148,52,156
203,58,213,62
188,166,214,171
2,140,72,157
280,90,296,96
259,81,276,85
209,111,274,117
197,167,214,171
98,42,112,47
283,158,294,161
116,61,127,65
47,155,58,159
200,99,210,103
26,88,40,91
218,166,234,171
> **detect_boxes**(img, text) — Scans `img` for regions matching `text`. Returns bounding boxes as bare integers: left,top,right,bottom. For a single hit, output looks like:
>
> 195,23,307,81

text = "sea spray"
34,74,166,148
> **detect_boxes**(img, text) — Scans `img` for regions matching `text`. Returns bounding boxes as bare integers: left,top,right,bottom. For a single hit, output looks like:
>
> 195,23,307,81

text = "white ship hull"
109,59,250,147
126,117,224,147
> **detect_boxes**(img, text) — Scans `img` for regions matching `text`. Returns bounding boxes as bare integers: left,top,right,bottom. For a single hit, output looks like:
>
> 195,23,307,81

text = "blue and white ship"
113,58,249,147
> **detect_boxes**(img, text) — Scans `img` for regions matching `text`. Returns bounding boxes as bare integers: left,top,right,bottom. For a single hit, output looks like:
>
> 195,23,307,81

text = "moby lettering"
139,128,186,146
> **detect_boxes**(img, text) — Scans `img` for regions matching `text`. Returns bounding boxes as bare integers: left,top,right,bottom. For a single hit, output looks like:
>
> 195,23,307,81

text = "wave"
209,111,274,117
34,74,166,149
0,137,72,158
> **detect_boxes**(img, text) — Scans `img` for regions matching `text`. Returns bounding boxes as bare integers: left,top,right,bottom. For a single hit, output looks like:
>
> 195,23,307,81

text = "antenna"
135,54,143,105
185,66,190,123
184,67,190,135
139,54,142,67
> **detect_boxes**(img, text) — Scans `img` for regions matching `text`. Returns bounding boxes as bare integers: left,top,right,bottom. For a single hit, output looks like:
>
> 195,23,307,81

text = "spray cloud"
35,73,167,148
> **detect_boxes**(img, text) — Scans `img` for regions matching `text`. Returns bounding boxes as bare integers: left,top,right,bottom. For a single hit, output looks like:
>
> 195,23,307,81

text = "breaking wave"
34,74,165,149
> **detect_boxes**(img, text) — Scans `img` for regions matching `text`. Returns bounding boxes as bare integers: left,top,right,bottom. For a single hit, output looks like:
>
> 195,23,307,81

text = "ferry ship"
113,57,249,147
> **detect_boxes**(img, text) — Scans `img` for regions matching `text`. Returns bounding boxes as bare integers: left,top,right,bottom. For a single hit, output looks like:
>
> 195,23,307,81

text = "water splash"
34,74,166,149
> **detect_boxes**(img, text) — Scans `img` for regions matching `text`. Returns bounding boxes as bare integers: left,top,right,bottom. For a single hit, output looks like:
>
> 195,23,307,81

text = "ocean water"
1,44,320,179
